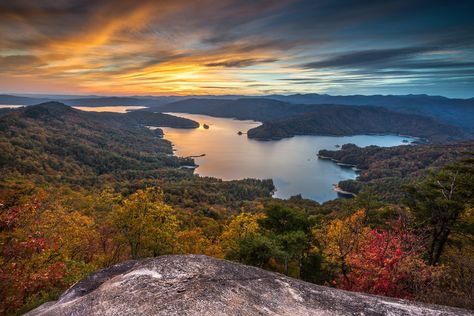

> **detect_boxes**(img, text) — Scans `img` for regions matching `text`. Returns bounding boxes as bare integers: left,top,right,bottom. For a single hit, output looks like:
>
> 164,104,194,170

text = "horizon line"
2,92,473,100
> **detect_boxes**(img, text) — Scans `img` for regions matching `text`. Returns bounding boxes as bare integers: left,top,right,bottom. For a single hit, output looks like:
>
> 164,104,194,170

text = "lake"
0,105,148,113
161,113,415,203
0,105,24,108
73,106,148,113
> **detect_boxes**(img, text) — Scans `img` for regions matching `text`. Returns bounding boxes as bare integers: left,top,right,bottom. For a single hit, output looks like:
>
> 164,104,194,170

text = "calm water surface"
161,113,414,203
0,105,24,108
73,106,148,113
0,105,148,113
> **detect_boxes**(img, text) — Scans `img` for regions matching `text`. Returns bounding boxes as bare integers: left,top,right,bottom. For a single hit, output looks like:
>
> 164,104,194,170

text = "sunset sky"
0,0,473,97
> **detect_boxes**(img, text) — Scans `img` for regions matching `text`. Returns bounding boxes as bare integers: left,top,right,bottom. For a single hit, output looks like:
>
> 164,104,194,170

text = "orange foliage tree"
0,193,98,314
324,213,445,299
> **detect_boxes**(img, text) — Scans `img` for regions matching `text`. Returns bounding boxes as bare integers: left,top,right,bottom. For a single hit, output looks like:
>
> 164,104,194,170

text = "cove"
161,113,415,203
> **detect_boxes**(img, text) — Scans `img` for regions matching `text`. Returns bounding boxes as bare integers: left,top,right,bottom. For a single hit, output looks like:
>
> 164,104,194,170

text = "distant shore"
333,184,357,197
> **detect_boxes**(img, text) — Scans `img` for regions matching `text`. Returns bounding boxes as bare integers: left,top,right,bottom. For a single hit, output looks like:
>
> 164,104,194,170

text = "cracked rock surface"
26,255,472,316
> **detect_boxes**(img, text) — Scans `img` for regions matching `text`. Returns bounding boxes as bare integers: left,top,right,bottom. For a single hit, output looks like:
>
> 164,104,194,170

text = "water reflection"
0,105,24,108
161,113,414,203
73,106,147,113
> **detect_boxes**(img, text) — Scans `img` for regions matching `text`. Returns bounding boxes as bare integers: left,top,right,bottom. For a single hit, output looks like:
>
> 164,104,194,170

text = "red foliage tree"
335,219,442,299
0,198,67,314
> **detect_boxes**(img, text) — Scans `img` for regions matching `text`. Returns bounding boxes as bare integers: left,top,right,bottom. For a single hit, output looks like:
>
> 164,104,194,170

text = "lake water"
73,106,148,113
0,105,149,113
0,105,24,108
161,113,414,203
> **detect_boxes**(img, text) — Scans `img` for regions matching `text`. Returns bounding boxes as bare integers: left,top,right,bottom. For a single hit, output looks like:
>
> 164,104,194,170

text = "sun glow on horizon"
0,1,473,97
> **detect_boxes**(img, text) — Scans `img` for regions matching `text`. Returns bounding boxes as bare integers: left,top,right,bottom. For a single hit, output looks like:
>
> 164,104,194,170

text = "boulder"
27,255,471,316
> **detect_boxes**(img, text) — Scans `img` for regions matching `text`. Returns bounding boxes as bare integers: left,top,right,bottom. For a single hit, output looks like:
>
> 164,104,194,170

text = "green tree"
276,230,308,275
300,252,325,284
238,234,281,269
258,205,311,275
405,161,473,265
258,205,310,234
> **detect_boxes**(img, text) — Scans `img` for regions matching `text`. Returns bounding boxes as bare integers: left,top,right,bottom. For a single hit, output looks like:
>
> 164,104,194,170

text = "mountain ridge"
246,105,470,143
2,93,473,132
0,102,197,186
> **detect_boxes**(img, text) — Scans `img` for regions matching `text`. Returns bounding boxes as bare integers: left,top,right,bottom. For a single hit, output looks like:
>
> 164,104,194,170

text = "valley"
1,101,473,314
2,1,474,314
161,112,415,202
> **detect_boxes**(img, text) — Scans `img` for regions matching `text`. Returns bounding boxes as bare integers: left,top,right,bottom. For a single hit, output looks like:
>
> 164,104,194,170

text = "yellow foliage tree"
220,212,265,260
318,210,368,280
0,192,99,314
176,228,223,258
112,187,179,259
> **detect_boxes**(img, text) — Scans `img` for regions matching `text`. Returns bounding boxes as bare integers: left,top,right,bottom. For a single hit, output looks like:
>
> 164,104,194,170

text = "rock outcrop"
27,255,471,316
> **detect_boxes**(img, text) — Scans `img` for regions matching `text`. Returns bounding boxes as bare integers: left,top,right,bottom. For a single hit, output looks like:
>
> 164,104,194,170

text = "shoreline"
249,131,423,143
317,154,360,171
333,184,357,197
162,114,416,203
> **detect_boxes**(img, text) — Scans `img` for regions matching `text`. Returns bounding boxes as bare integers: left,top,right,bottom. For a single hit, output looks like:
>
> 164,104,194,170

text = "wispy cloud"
205,58,278,68
0,0,473,97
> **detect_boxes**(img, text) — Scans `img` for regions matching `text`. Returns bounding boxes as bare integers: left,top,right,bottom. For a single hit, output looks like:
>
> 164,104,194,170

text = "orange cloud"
1,1,472,97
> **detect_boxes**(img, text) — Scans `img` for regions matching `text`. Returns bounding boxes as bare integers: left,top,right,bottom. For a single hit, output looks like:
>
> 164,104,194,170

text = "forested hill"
0,107,17,118
3,93,473,132
123,110,199,129
266,94,474,133
318,141,474,201
247,106,469,143
0,102,197,187
153,98,474,136
2,102,474,314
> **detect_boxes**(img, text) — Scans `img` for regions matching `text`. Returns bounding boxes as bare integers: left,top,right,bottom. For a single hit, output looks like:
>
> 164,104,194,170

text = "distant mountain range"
0,94,181,107
1,92,473,133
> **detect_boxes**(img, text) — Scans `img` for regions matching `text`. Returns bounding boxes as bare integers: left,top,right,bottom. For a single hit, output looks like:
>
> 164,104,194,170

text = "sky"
0,0,473,97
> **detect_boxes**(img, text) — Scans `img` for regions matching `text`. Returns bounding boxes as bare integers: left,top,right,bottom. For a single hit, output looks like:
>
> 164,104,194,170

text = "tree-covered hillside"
247,106,469,143
319,141,474,201
1,101,473,315
267,94,474,133
0,102,198,187
2,93,473,132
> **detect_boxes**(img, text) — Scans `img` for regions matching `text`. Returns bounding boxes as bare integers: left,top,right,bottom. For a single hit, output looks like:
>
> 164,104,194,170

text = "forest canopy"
0,103,473,314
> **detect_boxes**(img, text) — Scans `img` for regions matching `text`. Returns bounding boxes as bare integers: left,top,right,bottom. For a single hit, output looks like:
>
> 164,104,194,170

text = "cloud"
0,55,44,72
205,58,277,68
302,47,432,69
0,0,473,96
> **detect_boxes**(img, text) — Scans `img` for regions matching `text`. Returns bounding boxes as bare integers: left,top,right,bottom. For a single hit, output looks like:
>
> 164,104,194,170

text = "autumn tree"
319,210,368,282
112,187,179,259
339,221,437,298
176,228,223,258
0,192,98,315
220,212,264,261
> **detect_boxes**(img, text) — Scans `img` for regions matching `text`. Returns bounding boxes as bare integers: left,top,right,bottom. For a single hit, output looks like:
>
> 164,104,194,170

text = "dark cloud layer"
0,0,473,96
205,58,277,68
302,47,432,69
